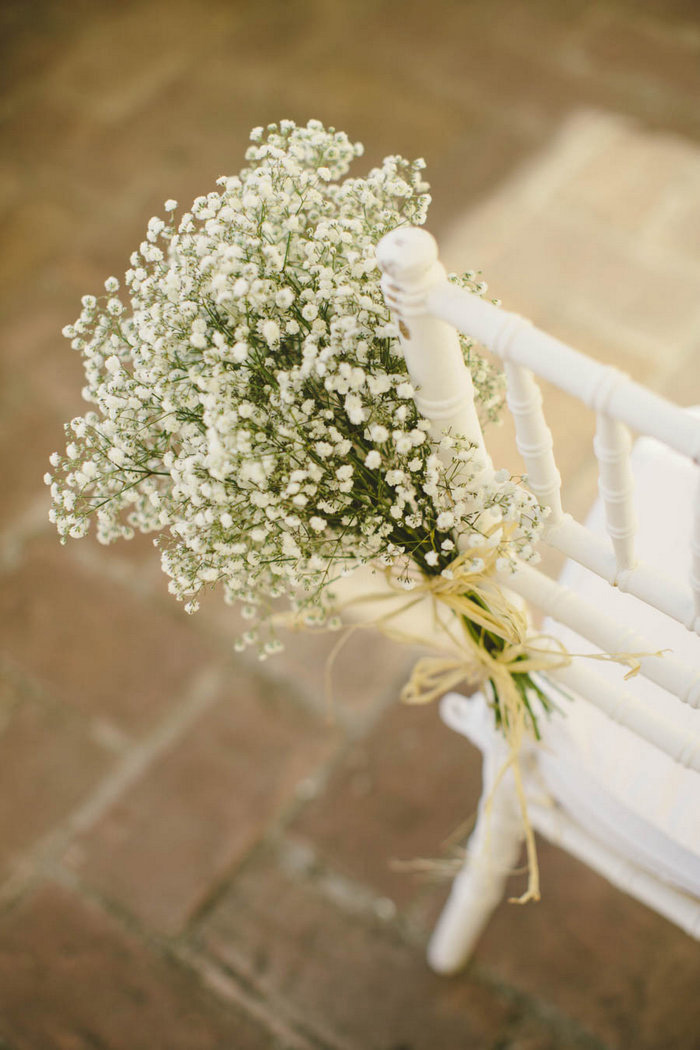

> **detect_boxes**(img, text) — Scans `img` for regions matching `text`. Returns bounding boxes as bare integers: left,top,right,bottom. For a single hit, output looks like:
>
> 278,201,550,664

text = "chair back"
376,226,700,775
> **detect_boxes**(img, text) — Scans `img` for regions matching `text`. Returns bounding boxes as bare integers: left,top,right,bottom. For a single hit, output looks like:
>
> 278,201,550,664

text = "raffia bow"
279,538,665,904
376,547,558,903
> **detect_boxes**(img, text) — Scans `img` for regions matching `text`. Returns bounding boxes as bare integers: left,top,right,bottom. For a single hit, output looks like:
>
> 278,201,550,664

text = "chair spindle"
504,361,563,523
593,413,637,574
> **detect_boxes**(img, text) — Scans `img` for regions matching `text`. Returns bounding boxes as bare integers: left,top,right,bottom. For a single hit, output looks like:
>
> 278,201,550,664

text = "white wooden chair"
375,227,700,974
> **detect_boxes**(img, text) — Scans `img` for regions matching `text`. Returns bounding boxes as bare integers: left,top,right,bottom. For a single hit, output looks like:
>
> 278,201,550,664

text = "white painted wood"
545,660,700,773
428,253,699,632
693,477,700,630
427,278,700,463
594,413,637,573
504,361,563,523
375,227,494,530
378,229,699,632
376,225,700,973
438,692,700,941
427,698,524,975
375,229,490,467
528,801,700,938
544,437,700,867
499,561,700,709
544,516,696,627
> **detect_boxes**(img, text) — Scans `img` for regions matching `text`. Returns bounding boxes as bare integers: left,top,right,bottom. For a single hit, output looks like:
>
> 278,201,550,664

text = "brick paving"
1,1,700,1048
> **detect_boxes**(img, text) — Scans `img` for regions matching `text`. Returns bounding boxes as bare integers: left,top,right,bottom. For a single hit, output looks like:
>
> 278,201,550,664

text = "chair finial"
376,227,439,283
376,228,445,317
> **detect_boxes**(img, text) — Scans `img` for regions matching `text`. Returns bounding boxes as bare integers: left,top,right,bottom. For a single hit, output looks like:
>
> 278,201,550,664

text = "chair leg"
427,747,523,974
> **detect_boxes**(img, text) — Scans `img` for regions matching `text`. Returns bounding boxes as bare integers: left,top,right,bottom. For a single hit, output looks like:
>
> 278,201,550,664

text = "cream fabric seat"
537,434,700,894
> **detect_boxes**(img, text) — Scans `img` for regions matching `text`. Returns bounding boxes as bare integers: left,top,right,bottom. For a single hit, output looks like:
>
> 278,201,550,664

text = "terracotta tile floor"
1,1,699,1047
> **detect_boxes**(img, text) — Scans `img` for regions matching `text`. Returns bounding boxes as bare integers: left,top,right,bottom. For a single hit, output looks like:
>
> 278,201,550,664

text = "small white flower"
368,424,389,443
344,393,366,425
108,447,125,466
261,320,280,345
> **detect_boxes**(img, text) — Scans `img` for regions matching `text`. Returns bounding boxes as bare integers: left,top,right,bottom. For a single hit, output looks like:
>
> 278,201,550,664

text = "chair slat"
547,661,700,772
504,361,563,522
693,477,700,630
594,414,637,573
545,517,696,629
501,561,700,708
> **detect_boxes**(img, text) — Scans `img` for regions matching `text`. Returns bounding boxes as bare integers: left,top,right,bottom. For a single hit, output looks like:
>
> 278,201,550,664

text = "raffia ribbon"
280,539,666,904
378,546,664,902
368,547,554,903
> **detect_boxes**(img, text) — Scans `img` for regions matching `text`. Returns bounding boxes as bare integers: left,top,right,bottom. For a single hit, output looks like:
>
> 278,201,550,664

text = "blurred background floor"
1,1,700,1048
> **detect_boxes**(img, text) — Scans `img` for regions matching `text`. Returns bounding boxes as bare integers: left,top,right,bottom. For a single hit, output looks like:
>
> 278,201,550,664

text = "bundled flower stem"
46,121,551,889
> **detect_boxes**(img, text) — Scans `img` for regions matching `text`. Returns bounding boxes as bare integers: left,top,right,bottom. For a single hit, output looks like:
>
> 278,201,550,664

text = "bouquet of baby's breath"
46,120,548,742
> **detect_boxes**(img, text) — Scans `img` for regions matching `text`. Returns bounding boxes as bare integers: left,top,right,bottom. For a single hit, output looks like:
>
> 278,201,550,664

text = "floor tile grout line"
178,836,613,1050
169,659,422,934
177,946,350,1050
39,863,337,1050
182,832,611,1050
0,641,412,922
0,660,228,913
0,655,131,756
470,959,614,1050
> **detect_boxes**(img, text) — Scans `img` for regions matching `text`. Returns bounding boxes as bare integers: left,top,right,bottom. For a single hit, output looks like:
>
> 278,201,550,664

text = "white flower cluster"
47,120,543,658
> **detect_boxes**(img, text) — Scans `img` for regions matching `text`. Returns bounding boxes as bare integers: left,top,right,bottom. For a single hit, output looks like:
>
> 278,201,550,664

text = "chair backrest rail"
545,517,696,630
548,661,700,772
501,561,700,708
427,281,700,464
